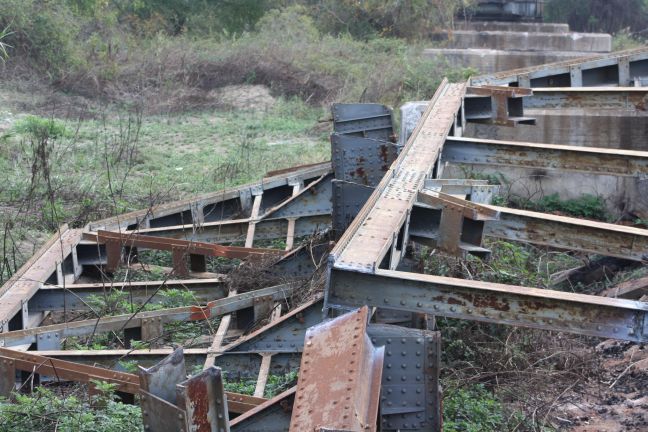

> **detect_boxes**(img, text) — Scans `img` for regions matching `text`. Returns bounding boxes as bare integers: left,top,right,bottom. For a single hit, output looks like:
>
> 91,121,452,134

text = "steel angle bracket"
139,348,230,432
139,348,189,432
177,368,230,432
289,306,384,432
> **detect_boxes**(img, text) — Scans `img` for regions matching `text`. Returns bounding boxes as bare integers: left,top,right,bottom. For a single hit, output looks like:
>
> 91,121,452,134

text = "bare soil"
556,340,648,431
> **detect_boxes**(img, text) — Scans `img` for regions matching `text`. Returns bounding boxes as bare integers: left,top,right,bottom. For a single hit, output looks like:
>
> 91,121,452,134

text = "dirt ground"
556,340,648,431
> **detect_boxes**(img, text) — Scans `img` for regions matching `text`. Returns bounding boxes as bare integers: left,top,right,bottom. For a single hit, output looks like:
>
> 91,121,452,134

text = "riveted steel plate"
289,306,384,432
368,325,441,431
332,180,374,233
331,134,398,186
332,103,394,140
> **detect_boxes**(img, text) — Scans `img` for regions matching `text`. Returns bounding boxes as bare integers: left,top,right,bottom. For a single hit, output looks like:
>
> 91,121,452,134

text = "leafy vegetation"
443,384,527,432
0,385,142,431
545,0,648,33
510,193,609,221
223,370,298,398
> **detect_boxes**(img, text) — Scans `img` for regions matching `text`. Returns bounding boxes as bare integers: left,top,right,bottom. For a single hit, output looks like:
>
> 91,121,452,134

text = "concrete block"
424,48,591,74
399,101,428,146
446,30,612,53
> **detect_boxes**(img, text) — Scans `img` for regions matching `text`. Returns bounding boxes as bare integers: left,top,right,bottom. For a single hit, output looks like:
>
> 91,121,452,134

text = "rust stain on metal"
179,367,229,432
289,306,384,432
379,144,390,163
457,292,511,312
186,377,211,430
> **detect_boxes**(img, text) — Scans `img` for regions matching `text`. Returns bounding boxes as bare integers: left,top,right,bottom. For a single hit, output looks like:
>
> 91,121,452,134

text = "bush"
13,115,68,141
0,386,142,431
443,384,506,432
0,0,84,78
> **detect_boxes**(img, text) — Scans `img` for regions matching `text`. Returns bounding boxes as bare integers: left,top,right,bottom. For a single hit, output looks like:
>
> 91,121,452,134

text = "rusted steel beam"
29,278,226,312
0,346,140,394
334,80,466,272
0,227,83,330
443,136,648,177
466,85,535,126
524,87,648,111
470,46,648,87
253,305,282,398
601,275,648,300
123,214,331,245
203,289,237,370
85,230,284,273
289,306,384,431
126,175,332,245
0,284,296,348
411,194,648,261
416,191,500,221
413,191,498,257
484,205,648,262
327,268,648,342
0,355,16,396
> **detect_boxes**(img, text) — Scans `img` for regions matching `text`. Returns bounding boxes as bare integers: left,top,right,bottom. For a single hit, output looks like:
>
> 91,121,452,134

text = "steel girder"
326,77,648,344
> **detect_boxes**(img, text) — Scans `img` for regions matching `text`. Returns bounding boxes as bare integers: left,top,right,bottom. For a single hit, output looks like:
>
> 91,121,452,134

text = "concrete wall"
424,48,589,74
447,30,612,52
465,110,648,151
461,111,648,217
441,163,648,218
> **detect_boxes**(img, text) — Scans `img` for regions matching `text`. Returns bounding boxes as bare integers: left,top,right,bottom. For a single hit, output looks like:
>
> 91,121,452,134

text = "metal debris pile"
2,48,648,431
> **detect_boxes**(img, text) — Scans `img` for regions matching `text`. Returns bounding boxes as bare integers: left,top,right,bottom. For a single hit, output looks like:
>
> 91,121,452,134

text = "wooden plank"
253,305,282,398
601,275,648,299
245,194,263,248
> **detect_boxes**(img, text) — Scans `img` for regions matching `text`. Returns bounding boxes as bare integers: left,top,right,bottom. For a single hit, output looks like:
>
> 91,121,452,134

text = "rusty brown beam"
0,226,83,330
289,306,384,431
0,284,295,348
601,275,648,300
443,136,648,177
84,230,284,274
0,346,140,394
484,205,648,262
0,346,263,415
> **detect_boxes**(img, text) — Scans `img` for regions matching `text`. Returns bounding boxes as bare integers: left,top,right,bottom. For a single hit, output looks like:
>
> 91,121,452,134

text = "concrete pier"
429,21,612,74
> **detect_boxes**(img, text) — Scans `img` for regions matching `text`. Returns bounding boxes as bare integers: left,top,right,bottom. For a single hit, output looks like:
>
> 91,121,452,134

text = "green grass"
0,99,329,284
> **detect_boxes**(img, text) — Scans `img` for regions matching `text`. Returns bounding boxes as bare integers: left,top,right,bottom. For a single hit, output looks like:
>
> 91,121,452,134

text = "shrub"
13,115,68,141
0,0,84,78
443,384,506,432
0,386,142,431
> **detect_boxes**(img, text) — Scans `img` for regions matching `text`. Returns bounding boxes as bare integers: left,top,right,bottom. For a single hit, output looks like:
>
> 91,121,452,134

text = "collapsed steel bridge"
2,47,648,431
